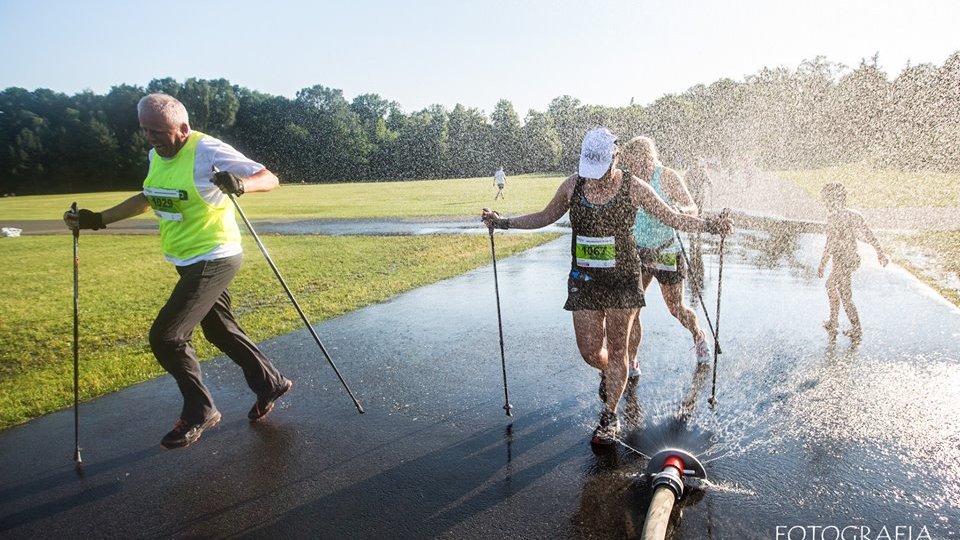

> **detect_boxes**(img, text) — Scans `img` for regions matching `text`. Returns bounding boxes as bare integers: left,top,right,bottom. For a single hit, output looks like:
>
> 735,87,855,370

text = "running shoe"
248,377,293,421
591,410,621,446
628,357,641,382
160,410,221,450
695,339,710,364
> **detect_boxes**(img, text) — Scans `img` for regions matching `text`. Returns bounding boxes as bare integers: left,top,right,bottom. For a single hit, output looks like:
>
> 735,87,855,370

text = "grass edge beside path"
888,231,960,308
0,233,560,429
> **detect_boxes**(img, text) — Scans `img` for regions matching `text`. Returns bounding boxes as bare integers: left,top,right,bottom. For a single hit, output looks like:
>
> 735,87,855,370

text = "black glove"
212,171,245,196
77,209,105,230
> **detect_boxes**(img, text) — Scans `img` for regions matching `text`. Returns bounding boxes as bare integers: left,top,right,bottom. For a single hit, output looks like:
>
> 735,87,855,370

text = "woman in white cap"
482,127,732,446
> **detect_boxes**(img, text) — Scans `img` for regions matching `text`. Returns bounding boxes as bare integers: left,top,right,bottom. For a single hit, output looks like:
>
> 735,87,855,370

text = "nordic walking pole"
673,230,720,354
708,208,731,407
488,228,513,416
227,193,364,414
70,202,82,467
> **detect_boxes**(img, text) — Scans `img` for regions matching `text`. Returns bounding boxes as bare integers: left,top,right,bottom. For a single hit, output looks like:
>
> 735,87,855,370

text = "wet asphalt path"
1,232,959,539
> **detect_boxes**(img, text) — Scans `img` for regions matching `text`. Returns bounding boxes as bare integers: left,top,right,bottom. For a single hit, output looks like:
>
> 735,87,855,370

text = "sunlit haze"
1,0,958,115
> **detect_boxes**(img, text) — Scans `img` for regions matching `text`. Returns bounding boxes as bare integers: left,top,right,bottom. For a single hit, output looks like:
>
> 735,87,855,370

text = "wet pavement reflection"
1,231,958,539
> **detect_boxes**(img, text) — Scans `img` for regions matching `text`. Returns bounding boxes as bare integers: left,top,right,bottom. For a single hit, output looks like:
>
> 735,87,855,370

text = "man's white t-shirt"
147,133,265,266
495,169,506,187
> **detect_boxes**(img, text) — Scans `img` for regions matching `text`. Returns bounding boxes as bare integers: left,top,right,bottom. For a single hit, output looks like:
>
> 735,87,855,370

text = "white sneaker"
628,357,641,381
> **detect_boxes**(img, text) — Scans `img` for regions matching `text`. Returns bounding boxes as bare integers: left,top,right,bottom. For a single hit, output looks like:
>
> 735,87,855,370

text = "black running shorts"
563,271,646,311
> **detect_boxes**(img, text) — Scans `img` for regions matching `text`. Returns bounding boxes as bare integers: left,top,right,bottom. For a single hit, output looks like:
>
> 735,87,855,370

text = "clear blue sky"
1,0,958,116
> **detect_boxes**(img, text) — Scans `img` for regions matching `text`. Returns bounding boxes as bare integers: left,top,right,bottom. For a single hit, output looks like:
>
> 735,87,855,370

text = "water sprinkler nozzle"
646,448,708,501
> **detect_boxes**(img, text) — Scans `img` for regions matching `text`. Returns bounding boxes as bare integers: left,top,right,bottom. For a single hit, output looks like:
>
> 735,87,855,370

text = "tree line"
1,51,958,195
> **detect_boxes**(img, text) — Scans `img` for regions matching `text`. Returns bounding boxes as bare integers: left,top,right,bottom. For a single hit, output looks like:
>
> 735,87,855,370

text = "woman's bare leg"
626,272,654,363
601,308,639,413
573,310,608,371
659,280,706,344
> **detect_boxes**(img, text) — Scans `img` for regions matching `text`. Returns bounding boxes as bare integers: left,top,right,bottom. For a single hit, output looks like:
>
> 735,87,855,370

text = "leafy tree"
392,105,448,179
146,77,181,98
491,99,521,172
547,95,587,172
6,52,960,194
446,104,493,177
351,93,399,180
519,110,560,173
829,56,888,166
295,85,372,181
179,78,239,135
102,84,148,184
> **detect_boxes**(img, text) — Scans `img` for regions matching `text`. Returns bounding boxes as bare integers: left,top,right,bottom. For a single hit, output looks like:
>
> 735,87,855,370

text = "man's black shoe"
160,410,221,450
248,378,293,421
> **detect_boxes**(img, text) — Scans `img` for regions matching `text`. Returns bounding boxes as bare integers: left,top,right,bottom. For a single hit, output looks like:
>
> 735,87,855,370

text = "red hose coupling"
663,455,685,473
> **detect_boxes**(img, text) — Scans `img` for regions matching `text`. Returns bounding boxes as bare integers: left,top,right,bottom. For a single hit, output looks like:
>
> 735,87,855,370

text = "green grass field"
0,173,567,221
775,165,960,208
0,233,558,429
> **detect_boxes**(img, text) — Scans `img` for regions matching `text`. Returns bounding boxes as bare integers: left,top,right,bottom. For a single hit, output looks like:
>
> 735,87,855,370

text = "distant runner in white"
494,166,506,200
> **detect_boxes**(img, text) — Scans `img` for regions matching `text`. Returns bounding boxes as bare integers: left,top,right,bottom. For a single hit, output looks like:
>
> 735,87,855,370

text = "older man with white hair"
64,93,292,450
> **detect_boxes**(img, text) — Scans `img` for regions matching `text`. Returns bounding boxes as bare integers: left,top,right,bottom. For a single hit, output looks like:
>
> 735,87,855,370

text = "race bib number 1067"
575,236,616,268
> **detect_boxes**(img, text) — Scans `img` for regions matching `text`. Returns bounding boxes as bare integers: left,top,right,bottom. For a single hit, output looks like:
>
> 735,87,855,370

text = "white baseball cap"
578,127,618,179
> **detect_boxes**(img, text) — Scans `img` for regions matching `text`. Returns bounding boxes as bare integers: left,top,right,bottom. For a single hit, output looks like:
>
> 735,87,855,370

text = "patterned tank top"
568,172,642,284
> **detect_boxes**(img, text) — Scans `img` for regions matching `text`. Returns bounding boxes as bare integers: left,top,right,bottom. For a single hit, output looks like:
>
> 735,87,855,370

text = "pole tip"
708,396,718,407
504,404,513,416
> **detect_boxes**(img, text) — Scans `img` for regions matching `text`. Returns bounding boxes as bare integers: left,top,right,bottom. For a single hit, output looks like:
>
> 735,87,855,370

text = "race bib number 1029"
144,187,187,222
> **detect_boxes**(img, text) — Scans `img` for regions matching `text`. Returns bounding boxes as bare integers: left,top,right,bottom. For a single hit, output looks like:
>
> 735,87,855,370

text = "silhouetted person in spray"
817,182,888,341
63,93,292,450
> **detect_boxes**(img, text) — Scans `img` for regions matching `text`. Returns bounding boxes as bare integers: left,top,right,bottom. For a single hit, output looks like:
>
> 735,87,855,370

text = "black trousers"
149,254,283,424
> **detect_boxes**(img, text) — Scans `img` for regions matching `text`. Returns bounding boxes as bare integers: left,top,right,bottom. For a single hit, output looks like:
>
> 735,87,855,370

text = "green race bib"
653,252,678,272
576,236,616,268
145,187,188,222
